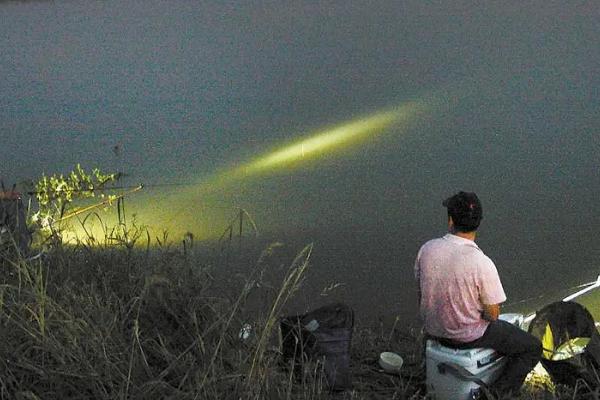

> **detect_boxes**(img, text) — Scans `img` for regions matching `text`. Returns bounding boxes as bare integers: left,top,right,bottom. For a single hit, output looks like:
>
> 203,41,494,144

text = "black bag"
528,301,600,387
280,303,354,391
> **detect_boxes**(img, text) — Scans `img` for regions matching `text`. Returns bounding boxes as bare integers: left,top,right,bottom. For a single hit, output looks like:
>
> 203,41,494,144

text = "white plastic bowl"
379,351,403,374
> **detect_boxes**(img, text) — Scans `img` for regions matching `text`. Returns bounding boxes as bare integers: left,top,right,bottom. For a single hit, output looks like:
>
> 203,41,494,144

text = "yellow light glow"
63,100,428,244
234,102,422,176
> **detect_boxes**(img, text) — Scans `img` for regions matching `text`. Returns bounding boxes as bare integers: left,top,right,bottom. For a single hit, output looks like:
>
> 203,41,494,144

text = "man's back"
415,233,506,342
415,191,541,395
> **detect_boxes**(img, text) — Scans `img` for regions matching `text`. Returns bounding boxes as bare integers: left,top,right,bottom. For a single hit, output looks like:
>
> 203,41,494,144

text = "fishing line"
505,276,600,309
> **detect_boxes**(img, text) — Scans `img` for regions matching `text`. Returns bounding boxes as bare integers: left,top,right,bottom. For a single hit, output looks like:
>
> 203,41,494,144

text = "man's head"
443,191,483,233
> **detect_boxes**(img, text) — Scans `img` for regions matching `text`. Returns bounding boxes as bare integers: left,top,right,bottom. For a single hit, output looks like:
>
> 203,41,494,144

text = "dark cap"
443,191,483,232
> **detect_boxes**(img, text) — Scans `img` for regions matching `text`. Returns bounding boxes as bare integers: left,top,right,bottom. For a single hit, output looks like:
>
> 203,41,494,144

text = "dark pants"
455,320,542,395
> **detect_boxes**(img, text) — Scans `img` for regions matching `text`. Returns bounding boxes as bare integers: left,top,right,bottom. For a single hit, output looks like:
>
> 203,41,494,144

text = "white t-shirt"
415,233,507,342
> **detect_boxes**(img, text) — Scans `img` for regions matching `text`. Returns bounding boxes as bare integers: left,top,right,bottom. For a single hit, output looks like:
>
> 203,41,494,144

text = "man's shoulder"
468,248,496,271
416,237,451,260
419,237,446,251
422,235,493,262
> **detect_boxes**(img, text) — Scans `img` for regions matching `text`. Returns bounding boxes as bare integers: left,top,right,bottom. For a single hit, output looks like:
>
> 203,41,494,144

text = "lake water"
2,1,599,324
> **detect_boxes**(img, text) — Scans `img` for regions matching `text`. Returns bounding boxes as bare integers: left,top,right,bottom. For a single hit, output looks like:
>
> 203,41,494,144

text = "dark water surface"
2,1,600,323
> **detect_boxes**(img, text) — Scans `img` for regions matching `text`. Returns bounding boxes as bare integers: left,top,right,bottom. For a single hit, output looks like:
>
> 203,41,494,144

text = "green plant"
29,164,119,239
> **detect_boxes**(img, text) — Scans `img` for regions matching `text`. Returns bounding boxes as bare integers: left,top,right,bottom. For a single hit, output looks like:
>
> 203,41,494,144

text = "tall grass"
0,209,328,399
0,212,596,399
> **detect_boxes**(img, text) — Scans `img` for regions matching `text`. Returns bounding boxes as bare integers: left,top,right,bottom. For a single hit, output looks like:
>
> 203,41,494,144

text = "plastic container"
498,313,524,328
426,340,507,400
378,352,403,374
425,314,523,399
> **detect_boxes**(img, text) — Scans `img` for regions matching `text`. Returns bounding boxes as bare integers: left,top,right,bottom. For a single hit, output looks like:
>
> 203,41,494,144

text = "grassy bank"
0,237,595,399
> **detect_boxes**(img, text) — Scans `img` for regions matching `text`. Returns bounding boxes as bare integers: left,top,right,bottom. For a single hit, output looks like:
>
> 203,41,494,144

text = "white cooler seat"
425,313,523,400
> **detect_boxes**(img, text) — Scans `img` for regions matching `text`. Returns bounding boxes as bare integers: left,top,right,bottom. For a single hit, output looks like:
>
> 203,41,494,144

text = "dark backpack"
280,303,354,391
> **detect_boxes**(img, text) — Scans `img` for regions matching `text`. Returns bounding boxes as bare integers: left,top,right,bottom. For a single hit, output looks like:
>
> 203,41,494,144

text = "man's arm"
482,303,500,321
477,257,506,322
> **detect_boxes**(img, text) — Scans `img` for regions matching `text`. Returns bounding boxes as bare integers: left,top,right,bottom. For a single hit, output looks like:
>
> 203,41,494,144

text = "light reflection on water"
2,1,600,323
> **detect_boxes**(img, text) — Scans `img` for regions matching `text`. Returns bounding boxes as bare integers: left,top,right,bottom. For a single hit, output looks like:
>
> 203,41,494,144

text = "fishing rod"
58,184,144,222
563,275,600,302
25,181,200,196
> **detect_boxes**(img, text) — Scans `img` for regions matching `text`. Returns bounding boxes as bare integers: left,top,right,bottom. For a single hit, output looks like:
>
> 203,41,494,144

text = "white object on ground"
379,351,403,374
239,323,252,340
498,313,523,327
304,319,319,332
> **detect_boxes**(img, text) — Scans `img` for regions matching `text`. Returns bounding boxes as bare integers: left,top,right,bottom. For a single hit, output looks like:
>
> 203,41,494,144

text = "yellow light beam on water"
141,100,426,231
229,101,424,178
66,100,428,243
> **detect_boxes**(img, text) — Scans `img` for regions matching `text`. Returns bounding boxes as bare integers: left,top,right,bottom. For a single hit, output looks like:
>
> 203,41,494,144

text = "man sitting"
414,191,542,395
